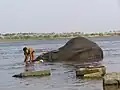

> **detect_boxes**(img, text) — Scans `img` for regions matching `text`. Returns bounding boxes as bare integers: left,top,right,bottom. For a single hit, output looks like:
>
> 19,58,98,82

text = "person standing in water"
23,47,35,65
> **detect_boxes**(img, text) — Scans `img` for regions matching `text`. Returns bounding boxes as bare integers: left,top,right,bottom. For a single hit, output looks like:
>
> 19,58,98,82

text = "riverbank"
0,35,115,42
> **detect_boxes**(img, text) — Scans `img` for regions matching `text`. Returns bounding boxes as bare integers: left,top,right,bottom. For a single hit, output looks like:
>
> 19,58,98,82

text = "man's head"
23,47,28,54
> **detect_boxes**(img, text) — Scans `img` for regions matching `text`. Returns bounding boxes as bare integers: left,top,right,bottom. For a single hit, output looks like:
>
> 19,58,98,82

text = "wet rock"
103,85,120,90
25,83,30,85
83,72,103,79
12,73,23,78
103,72,120,90
36,37,103,63
103,72,120,86
76,65,106,78
12,70,51,78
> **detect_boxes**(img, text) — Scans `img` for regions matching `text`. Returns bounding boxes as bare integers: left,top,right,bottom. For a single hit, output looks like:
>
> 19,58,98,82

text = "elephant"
35,36,103,63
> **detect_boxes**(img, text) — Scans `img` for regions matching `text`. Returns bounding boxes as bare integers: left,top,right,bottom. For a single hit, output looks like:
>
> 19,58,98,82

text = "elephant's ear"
73,48,92,53
60,48,91,61
66,48,92,60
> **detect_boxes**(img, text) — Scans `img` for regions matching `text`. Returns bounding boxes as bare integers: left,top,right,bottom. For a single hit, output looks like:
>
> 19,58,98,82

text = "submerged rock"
36,37,103,63
12,70,51,78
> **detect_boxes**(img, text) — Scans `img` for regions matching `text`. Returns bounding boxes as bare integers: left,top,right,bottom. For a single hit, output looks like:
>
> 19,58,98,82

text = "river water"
0,36,120,90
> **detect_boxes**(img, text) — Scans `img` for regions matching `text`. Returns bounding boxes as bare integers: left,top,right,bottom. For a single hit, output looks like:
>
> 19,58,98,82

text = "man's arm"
24,54,28,62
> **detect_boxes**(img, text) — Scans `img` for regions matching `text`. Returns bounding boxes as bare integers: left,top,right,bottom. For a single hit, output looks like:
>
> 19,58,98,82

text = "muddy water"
0,36,120,90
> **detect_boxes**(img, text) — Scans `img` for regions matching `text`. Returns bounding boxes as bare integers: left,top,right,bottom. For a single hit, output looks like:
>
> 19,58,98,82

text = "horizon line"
0,30,118,34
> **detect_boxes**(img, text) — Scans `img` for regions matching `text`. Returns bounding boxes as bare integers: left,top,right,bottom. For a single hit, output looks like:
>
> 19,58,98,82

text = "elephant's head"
35,50,59,62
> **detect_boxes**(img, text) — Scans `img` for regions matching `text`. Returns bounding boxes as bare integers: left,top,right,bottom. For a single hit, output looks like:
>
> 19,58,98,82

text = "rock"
76,65,106,78
84,72,103,79
37,37,103,63
12,70,51,78
103,72,120,85
103,85,120,90
103,72,120,90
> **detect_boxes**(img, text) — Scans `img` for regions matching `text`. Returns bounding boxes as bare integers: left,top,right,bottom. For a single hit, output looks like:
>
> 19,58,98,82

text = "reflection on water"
0,36,120,90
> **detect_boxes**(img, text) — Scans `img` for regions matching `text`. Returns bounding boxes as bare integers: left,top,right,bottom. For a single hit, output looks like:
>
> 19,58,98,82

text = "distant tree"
98,33,103,36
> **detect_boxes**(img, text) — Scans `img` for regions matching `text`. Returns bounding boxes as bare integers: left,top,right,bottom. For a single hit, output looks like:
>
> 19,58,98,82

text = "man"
23,47,35,65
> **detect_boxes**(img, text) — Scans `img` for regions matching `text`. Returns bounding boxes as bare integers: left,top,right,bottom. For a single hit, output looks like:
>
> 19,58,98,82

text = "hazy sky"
0,0,120,33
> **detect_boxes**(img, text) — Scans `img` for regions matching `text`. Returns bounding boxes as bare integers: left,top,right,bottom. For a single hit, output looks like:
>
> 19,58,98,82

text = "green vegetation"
0,31,120,42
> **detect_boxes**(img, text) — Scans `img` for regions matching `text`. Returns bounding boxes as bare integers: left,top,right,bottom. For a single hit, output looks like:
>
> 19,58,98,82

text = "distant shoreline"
0,35,116,42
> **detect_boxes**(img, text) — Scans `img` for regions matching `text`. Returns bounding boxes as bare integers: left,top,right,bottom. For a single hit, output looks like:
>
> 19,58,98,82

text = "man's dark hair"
23,47,27,51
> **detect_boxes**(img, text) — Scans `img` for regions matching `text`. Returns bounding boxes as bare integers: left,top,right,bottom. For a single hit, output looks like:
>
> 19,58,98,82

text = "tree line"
0,31,120,40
